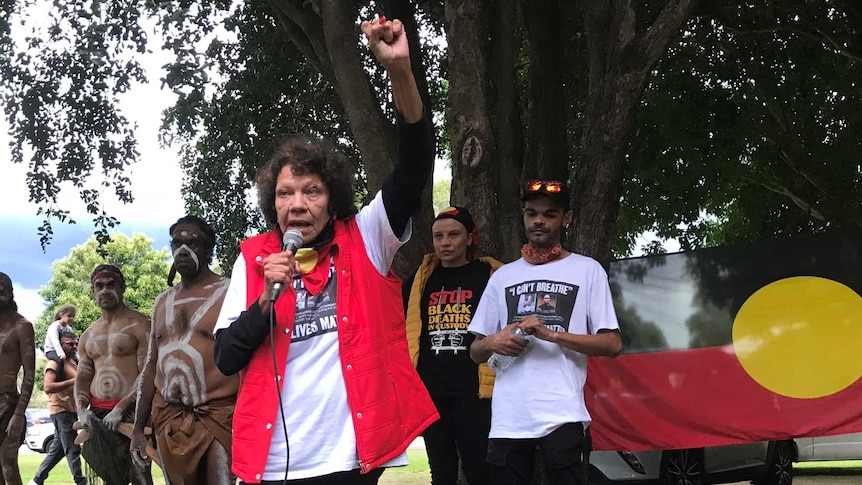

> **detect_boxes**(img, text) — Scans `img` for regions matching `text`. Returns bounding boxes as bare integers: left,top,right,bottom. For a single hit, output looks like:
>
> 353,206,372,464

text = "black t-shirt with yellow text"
413,259,492,398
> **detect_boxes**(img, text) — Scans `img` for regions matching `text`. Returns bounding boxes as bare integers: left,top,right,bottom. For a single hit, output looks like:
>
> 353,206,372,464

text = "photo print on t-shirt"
517,293,536,313
506,280,579,332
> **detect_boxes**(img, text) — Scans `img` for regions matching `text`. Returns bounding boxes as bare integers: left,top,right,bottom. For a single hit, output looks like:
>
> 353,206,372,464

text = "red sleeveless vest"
230,218,438,482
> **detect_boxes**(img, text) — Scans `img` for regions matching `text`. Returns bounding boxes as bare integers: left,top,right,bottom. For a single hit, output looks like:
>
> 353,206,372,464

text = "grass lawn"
379,450,431,484
19,450,431,484
18,454,166,484
18,451,862,484
796,460,862,472
18,455,167,485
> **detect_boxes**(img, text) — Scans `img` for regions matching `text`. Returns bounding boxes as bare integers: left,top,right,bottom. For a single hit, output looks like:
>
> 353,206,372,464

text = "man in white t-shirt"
468,179,622,485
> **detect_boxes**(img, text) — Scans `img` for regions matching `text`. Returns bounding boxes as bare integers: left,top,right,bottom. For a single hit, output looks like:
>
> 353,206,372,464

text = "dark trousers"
423,394,492,485
243,467,383,485
33,410,87,485
487,422,591,485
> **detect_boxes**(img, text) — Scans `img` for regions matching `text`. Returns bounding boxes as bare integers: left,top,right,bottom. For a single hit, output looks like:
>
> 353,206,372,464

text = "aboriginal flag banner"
586,230,862,452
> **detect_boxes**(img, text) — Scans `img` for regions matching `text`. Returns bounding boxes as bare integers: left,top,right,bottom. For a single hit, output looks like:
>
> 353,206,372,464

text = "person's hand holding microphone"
258,229,304,312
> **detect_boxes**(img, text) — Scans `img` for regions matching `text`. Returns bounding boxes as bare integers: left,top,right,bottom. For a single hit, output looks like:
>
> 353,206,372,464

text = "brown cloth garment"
151,392,234,485
0,392,24,445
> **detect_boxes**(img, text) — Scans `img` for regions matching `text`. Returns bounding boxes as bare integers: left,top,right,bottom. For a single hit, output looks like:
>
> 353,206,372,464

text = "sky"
0,43,187,322
0,38,452,324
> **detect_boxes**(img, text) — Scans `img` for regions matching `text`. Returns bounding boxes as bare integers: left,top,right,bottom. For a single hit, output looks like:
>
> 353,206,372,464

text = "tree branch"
747,177,827,222
319,0,396,190
266,0,335,81
795,19,862,64
638,0,696,67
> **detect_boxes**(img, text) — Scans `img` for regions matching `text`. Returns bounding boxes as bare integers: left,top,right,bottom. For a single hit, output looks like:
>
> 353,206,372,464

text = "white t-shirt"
468,253,620,439
44,320,65,358
213,191,410,480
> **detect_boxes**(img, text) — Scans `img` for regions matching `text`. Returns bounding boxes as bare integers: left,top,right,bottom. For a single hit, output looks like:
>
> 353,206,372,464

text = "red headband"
91,270,123,284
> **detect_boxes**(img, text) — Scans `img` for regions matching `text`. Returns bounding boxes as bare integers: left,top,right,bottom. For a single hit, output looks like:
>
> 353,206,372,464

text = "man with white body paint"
131,215,237,485
75,264,153,485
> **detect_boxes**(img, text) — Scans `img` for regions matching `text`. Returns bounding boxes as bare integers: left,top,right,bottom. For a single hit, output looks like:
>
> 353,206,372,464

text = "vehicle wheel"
660,448,705,485
41,436,53,454
754,440,794,485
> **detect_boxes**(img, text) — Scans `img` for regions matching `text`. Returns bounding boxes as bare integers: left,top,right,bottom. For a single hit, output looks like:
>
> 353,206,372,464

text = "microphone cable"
268,229,302,484
269,297,290,485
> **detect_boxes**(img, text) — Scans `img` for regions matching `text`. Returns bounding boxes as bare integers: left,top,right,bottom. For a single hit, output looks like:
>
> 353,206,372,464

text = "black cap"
434,206,475,233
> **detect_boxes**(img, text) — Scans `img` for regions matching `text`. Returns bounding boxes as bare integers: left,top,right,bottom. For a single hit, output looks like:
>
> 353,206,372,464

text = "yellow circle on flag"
732,276,862,399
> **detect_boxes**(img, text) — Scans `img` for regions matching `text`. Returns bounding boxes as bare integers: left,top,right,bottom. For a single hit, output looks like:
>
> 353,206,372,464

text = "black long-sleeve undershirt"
382,114,435,238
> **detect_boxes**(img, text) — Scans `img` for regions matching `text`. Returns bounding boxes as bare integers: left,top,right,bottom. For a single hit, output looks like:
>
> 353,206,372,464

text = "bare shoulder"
199,275,230,297
84,315,109,334
12,314,34,339
207,276,230,299
122,307,151,326
153,288,172,310
2,312,32,329
211,276,230,288
13,313,32,326
151,287,175,326
78,326,92,343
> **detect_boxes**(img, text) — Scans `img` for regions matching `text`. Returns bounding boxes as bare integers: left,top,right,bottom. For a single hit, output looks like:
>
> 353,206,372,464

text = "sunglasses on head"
526,180,564,193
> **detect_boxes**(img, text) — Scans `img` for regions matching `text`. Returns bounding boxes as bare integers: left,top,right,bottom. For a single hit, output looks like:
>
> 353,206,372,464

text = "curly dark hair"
169,215,216,263
256,136,358,226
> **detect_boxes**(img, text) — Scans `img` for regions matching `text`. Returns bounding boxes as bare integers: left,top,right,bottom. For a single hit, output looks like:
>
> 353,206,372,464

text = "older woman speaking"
213,13,438,485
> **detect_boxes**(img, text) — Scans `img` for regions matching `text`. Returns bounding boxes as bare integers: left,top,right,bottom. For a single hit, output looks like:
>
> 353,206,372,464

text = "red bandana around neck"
296,244,332,296
263,234,332,296
521,244,563,265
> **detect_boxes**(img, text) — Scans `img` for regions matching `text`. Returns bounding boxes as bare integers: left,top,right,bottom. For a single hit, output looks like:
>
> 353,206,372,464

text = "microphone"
270,229,304,301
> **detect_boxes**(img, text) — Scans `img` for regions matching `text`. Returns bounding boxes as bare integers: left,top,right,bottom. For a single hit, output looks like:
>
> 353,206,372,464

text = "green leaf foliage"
2,0,860,268
33,233,170,348
155,1,447,269
0,0,151,248
618,1,862,255
160,1,363,269
432,178,451,215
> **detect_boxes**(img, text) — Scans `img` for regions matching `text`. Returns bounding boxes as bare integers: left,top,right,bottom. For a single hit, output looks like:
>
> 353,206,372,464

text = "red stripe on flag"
585,345,862,451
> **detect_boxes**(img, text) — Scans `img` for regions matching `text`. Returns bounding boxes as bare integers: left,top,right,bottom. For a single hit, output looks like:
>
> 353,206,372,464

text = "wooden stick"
72,420,153,435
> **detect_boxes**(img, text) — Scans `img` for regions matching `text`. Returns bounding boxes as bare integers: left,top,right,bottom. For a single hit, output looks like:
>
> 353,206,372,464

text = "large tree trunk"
272,0,435,277
571,0,696,260
525,0,569,183
445,0,502,259
320,0,399,190
490,0,526,261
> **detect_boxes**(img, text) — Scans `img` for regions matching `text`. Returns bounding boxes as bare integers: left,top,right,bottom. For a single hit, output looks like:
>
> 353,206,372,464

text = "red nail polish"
378,16,386,25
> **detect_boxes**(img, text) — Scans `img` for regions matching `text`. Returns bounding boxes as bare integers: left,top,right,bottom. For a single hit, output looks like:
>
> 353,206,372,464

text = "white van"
795,433,862,462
